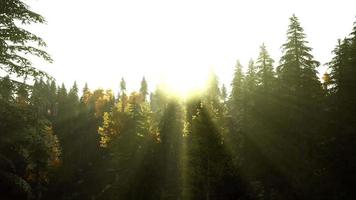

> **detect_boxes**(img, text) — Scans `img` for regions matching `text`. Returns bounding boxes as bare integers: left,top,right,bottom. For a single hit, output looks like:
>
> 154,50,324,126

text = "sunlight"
3,0,356,199
160,67,210,98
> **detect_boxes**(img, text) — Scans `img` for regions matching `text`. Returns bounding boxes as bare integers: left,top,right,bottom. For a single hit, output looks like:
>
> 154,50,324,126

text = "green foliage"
221,84,227,102
157,100,184,198
0,77,61,200
185,103,243,199
323,19,356,199
278,14,321,99
256,43,275,88
140,77,148,101
0,0,52,79
2,10,356,200
120,77,126,92
229,60,245,116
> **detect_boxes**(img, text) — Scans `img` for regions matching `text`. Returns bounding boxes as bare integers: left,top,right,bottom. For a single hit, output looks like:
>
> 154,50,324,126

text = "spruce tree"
186,103,242,199
158,100,184,198
274,15,323,198
220,84,227,103
245,59,257,94
278,14,321,99
256,43,275,89
325,20,356,199
229,60,244,115
120,78,127,112
227,60,245,170
68,82,79,103
205,71,221,113
140,77,148,101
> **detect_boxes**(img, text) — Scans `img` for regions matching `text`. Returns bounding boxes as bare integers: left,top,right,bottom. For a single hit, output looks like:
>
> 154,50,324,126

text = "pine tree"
272,15,323,198
0,76,14,102
120,78,126,92
278,14,321,99
47,80,57,118
67,82,79,117
150,84,168,120
243,59,258,117
81,83,91,105
16,84,29,107
185,103,243,199
325,20,356,199
226,60,245,171
204,71,226,137
119,78,127,112
205,71,221,107
157,100,184,198
0,78,61,200
256,43,275,89
140,77,148,101
68,82,79,103
98,92,158,199
229,60,244,115
245,59,257,94
0,76,33,199
221,84,227,102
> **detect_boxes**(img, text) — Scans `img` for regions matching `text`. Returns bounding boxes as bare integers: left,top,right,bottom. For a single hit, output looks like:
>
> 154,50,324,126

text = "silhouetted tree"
140,77,148,101
0,0,52,78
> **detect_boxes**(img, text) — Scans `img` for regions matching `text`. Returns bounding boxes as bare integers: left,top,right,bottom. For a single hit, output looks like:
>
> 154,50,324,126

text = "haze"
29,0,356,94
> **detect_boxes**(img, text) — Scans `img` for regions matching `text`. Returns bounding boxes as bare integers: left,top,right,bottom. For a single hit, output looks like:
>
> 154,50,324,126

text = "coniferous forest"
1,1,356,200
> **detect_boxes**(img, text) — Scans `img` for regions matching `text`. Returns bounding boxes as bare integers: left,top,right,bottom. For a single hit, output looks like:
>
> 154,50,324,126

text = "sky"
28,0,356,95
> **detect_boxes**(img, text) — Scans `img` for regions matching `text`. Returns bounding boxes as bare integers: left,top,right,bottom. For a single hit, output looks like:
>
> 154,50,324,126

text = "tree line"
1,1,356,200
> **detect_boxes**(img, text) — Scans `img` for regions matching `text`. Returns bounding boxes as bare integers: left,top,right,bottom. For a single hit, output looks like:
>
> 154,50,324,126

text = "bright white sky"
28,0,356,95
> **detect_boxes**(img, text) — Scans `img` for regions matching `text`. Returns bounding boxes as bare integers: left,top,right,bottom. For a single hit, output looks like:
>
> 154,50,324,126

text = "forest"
1,1,356,200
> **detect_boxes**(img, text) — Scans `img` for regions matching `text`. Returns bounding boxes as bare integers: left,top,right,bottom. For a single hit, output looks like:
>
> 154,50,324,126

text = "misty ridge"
1,0,356,200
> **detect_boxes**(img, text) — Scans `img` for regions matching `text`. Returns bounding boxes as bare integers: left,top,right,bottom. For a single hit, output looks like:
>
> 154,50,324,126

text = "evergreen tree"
81,83,91,105
157,100,184,198
68,82,79,103
256,43,275,89
278,14,321,99
229,60,244,116
325,20,356,199
185,102,243,199
16,84,29,107
140,77,148,101
0,78,60,200
244,59,257,98
205,71,221,109
2,10,356,200
120,77,126,92
272,14,323,198
150,84,169,120
119,78,128,112
0,76,14,101
97,92,159,199
226,60,245,174
221,84,227,103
